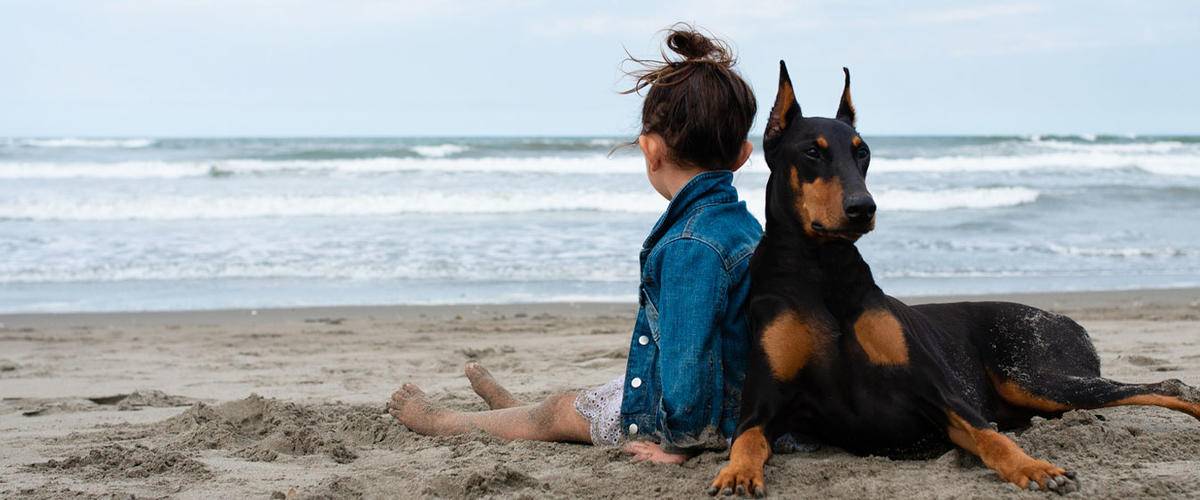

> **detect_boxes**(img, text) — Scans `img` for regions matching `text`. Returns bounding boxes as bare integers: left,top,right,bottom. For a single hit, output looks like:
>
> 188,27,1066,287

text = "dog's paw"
1004,461,1078,495
707,464,766,497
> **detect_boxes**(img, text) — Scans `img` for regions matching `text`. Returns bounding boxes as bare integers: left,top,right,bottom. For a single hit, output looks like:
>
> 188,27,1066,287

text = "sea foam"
0,184,1046,221
410,144,469,158
2,150,1198,179
873,152,1198,175
874,187,1039,211
0,191,669,220
0,156,647,179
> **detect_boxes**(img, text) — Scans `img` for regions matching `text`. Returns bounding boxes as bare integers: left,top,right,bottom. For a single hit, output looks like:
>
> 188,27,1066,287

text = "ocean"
1,135,1198,313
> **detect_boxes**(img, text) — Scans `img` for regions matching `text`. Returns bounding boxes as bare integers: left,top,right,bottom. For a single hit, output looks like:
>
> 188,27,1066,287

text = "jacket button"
628,423,638,434
638,335,649,346
631,377,642,388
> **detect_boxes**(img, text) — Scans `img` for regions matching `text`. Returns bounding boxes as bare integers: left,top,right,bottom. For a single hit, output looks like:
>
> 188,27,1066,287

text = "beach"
2,288,1198,499
6,1,1200,498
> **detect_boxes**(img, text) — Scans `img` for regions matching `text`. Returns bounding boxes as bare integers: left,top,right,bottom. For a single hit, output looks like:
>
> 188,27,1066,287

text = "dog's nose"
844,195,876,223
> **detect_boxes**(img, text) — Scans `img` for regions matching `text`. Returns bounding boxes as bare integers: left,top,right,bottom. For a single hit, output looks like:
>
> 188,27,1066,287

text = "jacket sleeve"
653,238,728,453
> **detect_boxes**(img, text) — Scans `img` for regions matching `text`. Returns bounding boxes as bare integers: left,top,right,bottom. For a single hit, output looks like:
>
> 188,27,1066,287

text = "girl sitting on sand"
389,25,761,464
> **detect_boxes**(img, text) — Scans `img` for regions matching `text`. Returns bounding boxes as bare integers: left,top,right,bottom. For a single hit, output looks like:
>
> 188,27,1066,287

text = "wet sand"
1,288,1198,499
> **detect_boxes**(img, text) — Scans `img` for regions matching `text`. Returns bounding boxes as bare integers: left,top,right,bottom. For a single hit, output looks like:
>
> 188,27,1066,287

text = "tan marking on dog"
787,173,844,237
760,310,824,381
710,426,770,495
988,372,1070,413
1107,394,1200,420
766,81,795,138
851,135,863,147
815,135,829,149
946,411,1068,490
840,88,855,120
946,424,977,454
788,166,802,192
799,177,843,226
787,168,808,228
853,309,908,366
992,372,1200,420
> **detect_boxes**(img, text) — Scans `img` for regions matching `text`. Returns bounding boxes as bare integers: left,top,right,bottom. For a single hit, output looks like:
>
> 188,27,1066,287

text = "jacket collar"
642,170,737,250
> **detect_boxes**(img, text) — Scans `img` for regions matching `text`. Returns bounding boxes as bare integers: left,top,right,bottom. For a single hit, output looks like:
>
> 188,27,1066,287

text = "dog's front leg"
708,360,783,498
709,300,831,497
943,405,1079,494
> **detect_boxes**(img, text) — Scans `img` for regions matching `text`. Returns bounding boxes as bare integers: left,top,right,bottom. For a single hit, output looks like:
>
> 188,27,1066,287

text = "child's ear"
730,140,753,172
639,133,665,172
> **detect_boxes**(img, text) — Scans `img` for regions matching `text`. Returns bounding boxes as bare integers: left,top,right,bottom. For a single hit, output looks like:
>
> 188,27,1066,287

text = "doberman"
708,62,1200,497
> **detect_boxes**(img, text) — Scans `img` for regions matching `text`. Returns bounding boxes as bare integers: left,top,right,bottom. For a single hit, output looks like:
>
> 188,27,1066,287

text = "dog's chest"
784,367,942,454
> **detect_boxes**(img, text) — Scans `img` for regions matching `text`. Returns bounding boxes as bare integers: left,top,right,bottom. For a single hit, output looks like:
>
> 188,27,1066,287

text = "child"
388,25,761,464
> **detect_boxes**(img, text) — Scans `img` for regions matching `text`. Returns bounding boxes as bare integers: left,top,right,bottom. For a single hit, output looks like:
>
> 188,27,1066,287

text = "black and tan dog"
708,62,1200,497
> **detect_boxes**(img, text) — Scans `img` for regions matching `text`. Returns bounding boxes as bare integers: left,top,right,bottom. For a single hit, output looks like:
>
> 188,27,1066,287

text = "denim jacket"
619,170,762,453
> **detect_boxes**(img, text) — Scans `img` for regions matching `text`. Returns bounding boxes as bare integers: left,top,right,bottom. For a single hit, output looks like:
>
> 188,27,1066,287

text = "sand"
1,288,1199,499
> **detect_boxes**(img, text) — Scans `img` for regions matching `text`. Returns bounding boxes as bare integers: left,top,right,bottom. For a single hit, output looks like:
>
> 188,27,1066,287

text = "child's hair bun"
619,23,756,172
665,27,733,66
621,23,736,94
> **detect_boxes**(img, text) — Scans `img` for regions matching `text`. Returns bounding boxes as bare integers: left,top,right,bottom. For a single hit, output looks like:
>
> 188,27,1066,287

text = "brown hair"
622,24,757,171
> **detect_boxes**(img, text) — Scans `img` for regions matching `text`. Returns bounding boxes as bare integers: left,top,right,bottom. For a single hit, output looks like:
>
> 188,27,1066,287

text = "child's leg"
464,362,522,410
388,383,592,443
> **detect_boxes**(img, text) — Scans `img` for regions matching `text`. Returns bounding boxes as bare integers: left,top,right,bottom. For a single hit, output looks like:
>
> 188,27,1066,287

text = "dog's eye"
805,147,821,159
856,148,870,160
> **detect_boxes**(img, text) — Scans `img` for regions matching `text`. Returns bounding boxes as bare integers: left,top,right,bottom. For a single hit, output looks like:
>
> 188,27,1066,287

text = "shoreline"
2,286,1196,326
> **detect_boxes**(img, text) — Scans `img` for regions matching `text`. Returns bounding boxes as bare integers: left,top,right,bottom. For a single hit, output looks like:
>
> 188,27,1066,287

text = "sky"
2,0,1199,137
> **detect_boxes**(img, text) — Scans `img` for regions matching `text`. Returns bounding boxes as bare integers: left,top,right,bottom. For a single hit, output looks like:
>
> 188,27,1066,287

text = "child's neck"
658,163,707,201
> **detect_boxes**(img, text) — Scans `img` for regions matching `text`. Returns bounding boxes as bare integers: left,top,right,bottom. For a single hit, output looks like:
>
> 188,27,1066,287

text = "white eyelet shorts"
573,374,625,447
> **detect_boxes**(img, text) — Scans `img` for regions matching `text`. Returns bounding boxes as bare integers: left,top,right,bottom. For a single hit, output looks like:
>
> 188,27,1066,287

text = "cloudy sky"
2,0,1198,136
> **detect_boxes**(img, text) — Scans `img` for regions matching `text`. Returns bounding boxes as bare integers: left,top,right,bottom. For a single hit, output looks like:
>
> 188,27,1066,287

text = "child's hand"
623,440,689,465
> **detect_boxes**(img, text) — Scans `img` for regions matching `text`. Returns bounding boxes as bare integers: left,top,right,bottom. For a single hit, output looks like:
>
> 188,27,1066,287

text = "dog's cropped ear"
836,67,855,127
765,60,801,143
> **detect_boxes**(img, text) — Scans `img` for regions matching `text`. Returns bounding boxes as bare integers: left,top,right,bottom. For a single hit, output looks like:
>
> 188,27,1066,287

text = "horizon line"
6,133,1199,140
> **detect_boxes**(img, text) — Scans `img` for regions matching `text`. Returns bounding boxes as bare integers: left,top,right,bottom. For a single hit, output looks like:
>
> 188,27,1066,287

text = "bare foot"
465,362,521,409
388,383,457,435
